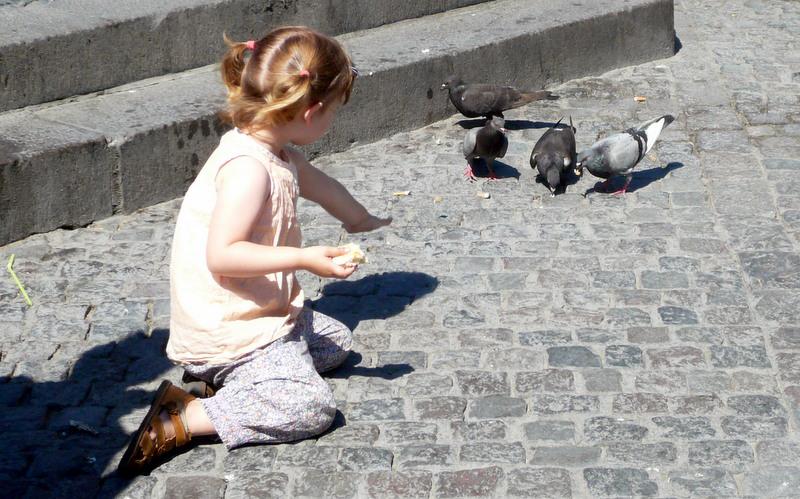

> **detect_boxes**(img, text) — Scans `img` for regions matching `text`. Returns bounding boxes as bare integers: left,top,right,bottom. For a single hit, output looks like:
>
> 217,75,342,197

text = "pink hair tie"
245,40,256,50
299,69,310,78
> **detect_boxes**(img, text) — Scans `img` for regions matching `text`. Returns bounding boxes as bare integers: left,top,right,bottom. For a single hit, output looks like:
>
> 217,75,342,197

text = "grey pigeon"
463,116,508,181
442,76,558,119
575,114,675,195
530,117,577,196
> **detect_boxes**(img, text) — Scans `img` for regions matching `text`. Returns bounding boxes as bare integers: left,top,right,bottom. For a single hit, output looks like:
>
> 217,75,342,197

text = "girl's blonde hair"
220,26,356,130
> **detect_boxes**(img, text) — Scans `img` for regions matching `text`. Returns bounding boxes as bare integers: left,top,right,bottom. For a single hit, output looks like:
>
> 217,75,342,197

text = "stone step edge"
0,0,493,113
0,0,675,245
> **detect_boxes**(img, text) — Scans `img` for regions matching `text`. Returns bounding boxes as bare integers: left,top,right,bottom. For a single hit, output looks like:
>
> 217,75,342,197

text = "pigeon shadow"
468,158,521,180
455,118,488,129
456,118,558,131
583,161,684,195
534,166,583,195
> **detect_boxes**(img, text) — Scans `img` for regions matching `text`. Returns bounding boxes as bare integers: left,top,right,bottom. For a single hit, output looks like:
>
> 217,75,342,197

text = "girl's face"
292,98,342,145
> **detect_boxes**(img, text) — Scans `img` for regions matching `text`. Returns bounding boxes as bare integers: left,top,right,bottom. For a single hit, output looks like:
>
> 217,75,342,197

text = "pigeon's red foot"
463,165,477,182
611,178,632,196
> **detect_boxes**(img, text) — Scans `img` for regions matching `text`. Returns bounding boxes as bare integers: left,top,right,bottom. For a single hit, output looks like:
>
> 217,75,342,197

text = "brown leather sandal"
117,380,195,476
181,371,217,398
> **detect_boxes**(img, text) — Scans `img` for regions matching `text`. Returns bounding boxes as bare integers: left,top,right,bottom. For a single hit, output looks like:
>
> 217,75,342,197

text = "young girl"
119,26,390,475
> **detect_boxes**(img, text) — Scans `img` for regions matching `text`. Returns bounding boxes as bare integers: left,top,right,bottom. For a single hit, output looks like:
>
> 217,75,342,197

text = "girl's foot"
118,380,195,476
181,371,217,398
149,409,176,441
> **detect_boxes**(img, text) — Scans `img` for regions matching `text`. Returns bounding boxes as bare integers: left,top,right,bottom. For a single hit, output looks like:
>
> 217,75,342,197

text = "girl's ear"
302,102,324,124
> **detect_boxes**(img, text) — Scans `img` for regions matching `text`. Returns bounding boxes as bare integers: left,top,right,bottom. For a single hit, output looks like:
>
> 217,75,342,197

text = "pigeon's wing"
532,127,557,155
492,85,523,110
462,128,479,158
534,120,575,169
602,133,644,173
461,85,497,116
497,134,508,159
635,114,675,154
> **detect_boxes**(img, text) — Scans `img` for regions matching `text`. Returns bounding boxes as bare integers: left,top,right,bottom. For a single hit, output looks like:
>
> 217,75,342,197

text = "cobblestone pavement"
2,0,800,497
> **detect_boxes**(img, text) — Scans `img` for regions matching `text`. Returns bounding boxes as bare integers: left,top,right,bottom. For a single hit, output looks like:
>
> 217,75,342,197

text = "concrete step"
0,0,675,245
0,0,493,113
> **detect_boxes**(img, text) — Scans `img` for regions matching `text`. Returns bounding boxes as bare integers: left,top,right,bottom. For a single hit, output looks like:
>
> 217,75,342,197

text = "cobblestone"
668,468,738,496
583,468,658,497
506,467,571,497
2,0,799,495
530,446,601,466
523,420,575,442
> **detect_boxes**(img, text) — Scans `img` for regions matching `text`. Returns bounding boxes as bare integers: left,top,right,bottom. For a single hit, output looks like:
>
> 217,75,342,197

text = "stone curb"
0,0,675,245
0,0,492,112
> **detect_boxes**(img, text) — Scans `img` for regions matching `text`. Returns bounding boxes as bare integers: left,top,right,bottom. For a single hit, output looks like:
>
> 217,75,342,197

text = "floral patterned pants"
183,307,352,449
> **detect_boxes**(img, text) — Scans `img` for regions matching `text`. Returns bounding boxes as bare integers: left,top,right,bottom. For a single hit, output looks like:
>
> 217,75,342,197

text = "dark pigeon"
530,117,577,196
442,76,558,119
463,116,508,181
575,114,675,195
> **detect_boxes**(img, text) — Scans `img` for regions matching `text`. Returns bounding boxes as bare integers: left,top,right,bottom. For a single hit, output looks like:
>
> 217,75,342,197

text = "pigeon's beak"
440,83,448,91
574,162,583,176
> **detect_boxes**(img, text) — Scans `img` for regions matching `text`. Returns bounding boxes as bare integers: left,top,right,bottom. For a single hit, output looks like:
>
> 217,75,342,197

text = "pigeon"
442,76,558,119
463,116,508,181
575,114,675,195
530,117,577,196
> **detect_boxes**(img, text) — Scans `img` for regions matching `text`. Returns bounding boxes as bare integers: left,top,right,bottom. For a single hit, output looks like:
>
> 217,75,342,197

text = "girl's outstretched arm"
294,153,391,233
206,156,355,279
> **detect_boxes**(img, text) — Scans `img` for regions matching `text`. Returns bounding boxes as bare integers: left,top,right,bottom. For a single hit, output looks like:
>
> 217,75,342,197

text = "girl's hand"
343,214,392,233
300,246,358,278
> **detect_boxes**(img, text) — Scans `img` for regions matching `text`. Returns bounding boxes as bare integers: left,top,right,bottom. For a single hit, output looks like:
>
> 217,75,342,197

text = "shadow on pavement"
2,271,438,496
311,270,438,379
584,161,684,195
467,159,521,180
310,271,439,441
1,329,175,498
534,166,584,195
311,271,438,331
457,118,559,130
327,351,414,380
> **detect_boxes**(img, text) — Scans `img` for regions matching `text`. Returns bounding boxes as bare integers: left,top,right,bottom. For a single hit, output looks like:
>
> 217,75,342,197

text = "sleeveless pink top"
167,129,304,365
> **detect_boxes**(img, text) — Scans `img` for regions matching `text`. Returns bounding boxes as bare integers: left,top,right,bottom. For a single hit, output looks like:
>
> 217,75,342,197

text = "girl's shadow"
310,271,438,331
309,271,439,380
3,329,176,497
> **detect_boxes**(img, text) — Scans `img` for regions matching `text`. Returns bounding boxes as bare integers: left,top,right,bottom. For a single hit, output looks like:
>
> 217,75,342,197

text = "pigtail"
220,34,250,95
254,73,314,124
219,27,356,130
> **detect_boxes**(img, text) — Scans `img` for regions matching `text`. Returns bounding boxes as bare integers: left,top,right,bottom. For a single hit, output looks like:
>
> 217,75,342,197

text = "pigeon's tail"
514,90,559,108
637,114,675,155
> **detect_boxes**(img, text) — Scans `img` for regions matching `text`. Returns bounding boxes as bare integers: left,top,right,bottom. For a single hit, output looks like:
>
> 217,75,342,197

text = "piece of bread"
332,243,368,266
